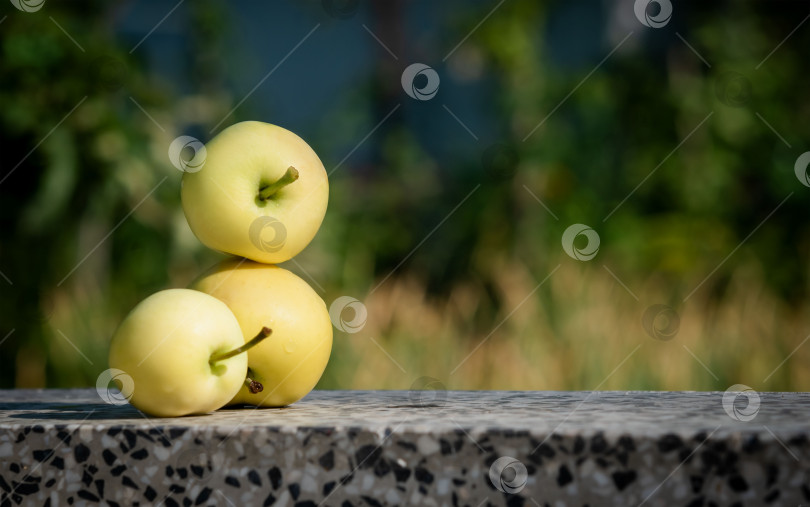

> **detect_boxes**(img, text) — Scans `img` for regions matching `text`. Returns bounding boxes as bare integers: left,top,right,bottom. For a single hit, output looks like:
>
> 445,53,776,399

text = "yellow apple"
190,258,332,407
180,121,329,264
108,289,270,417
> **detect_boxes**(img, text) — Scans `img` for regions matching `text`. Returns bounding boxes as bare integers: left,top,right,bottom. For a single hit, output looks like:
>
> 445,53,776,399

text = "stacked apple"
108,121,332,417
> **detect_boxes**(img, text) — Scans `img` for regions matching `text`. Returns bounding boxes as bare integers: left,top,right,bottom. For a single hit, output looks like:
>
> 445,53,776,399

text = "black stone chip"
396,441,417,452
764,489,780,503
51,456,64,470
318,450,334,471
658,434,683,453
121,476,139,490
169,428,187,440
268,467,282,489
323,481,335,496
289,483,300,500
690,475,704,493
439,439,452,455
74,444,90,463
110,465,127,477
414,466,434,484
360,497,383,507
294,502,317,507
130,448,148,460
728,475,748,492
590,434,608,454
766,463,778,488
195,487,212,505
685,497,704,507
102,449,117,466
341,501,354,507
57,430,71,446
13,481,38,495
573,436,585,454
81,469,92,486
9,464,19,473
144,485,157,501
107,427,122,437
169,484,185,494
33,449,52,462
224,476,240,488
247,470,262,487
95,479,104,498
557,465,573,486
611,470,637,491
32,425,45,433
77,490,99,502
263,493,276,506
44,479,56,488
164,497,179,507
373,458,391,477
354,445,381,469
392,462,411,482
123,429,137,450
0,475,10,492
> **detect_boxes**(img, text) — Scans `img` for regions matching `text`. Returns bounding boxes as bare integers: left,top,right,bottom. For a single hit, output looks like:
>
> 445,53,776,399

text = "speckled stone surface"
0,389,808,506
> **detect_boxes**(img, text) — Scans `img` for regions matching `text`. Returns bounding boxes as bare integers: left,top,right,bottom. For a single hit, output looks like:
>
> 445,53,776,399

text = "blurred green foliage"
1,0,809,393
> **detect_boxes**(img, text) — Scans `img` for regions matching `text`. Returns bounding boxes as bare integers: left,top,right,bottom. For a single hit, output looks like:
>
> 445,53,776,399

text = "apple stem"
209,326,272,364
258,166,299,201
245,376,263,393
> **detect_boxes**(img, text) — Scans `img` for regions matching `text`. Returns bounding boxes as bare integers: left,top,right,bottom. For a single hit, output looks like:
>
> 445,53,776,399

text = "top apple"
181,121,329,264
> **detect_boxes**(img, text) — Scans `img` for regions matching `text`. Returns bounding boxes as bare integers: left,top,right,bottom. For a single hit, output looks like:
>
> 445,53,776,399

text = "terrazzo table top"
1,389,808,506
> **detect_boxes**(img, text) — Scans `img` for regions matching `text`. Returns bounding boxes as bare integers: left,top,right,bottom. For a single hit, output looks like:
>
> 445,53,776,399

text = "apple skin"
190,258,332,407
108,289,248,417
181,121,329,264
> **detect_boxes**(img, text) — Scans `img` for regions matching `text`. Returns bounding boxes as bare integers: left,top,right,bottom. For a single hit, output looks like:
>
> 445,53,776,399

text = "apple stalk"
258,166,299,201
